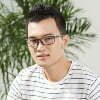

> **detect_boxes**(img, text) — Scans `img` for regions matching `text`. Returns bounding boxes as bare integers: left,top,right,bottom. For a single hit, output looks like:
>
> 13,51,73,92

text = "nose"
36,40,45,51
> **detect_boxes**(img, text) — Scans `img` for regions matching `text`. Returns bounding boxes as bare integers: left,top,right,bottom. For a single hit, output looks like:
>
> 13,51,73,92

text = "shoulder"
7,65,41,99
11,64,41,84
18,64,40,76
71,61,100,85
9,64,41,91
71,61,100,78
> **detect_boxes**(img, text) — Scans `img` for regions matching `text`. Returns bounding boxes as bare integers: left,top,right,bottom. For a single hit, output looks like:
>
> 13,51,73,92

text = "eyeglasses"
27,35,63,48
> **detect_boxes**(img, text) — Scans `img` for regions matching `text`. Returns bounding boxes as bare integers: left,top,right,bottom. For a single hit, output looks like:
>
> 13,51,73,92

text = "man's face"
28,18,69,67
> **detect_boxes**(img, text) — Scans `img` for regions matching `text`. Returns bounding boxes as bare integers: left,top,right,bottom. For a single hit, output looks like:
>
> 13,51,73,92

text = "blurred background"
74,0,100,75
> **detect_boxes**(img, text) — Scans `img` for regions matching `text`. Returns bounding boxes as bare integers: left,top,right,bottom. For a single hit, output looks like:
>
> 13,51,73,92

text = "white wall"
74,0,100,75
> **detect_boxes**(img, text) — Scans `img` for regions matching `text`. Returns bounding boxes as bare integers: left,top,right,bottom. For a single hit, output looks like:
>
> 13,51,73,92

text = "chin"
36,61,48,67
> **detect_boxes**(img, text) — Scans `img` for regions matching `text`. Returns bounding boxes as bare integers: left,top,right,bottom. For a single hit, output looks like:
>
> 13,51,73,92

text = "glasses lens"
28,38,38,47
43,36,55,45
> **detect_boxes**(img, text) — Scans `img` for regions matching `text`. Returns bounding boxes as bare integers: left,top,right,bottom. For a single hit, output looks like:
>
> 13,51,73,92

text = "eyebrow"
28,33,55,39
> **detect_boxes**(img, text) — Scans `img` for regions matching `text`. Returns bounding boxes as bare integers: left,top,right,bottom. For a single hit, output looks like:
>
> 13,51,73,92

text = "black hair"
26,3,66,35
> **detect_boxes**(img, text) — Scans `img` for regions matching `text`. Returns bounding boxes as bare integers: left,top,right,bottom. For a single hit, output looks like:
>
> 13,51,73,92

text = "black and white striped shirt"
7,61,100,100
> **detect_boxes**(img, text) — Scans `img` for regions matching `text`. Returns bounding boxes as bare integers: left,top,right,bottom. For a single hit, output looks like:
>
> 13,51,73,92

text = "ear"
62,35,70,48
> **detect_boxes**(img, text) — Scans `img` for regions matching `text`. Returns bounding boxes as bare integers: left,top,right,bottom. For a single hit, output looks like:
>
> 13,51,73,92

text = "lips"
36,54,50,60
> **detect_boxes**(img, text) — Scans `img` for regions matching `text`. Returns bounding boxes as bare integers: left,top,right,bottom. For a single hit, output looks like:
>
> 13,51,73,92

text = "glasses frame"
27,35,64,48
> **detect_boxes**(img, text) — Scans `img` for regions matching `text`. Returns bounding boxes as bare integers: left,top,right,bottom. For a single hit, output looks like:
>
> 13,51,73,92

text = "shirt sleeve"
88,77,100,100
7,72,23,100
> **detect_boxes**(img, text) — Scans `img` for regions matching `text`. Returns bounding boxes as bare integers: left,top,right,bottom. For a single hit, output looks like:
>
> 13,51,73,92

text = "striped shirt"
7,61,100,100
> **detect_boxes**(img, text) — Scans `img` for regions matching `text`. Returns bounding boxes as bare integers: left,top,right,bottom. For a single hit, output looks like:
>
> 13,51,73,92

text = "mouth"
36,54,50,60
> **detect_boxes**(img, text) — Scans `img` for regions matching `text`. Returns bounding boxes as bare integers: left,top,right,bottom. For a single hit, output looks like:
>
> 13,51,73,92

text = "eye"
29,39,38,44
44,36,54,42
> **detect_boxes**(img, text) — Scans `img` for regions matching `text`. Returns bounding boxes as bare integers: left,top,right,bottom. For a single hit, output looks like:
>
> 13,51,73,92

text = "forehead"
28,18,60,37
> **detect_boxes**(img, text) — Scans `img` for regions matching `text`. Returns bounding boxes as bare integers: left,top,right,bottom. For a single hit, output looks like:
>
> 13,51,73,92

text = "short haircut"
26,3,66,35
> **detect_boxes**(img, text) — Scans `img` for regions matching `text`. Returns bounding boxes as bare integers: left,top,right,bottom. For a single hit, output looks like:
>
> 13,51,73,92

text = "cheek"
28,47,36,57
56,40,64,51
51,43,64,56
60,43,64,50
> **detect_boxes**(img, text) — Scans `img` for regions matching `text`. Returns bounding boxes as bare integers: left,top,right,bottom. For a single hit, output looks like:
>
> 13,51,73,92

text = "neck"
43,57,71,82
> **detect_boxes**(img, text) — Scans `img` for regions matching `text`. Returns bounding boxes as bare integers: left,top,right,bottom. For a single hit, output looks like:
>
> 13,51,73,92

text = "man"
7,3,100,100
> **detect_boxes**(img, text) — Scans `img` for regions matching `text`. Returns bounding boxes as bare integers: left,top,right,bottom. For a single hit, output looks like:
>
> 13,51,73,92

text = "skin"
28,18,71,82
